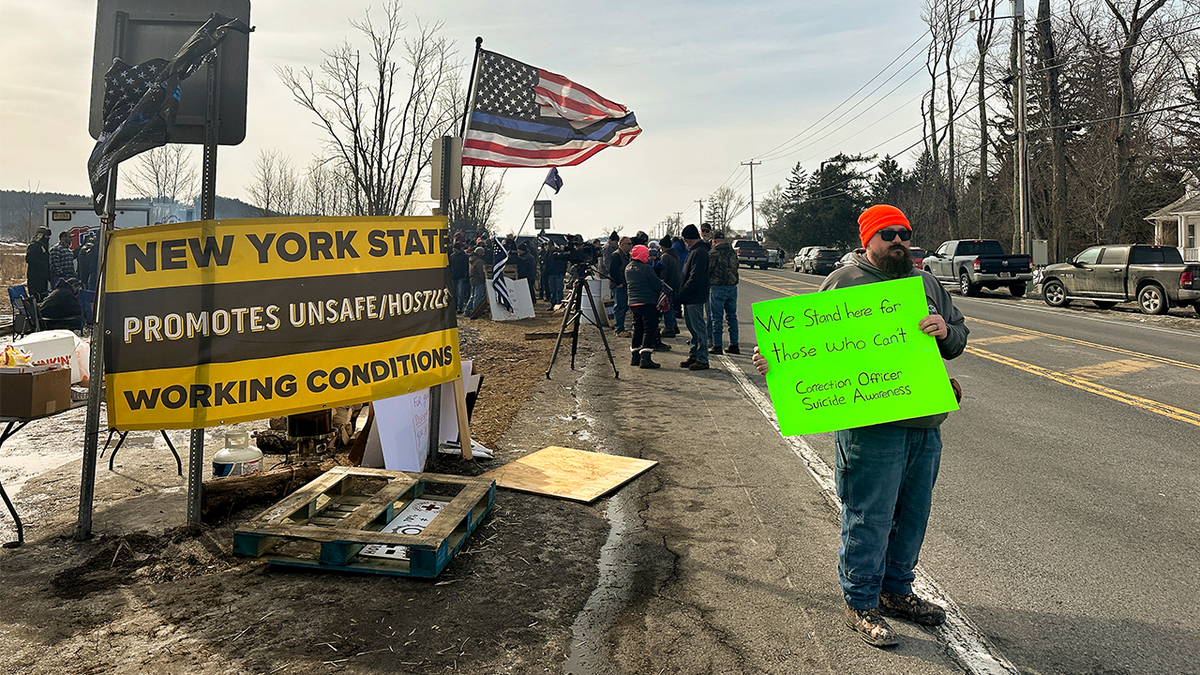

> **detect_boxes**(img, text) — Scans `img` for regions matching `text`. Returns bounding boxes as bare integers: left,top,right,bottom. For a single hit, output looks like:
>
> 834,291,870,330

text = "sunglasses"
878,229,912,242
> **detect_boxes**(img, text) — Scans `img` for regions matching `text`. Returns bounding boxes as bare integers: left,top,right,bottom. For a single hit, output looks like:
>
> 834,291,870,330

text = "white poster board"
362,360,473,469
366,388,431,472
488,279,535,321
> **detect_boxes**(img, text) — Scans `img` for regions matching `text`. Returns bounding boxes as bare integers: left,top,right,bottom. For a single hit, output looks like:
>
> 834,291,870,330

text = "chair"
8,286,36,337
78,290,96,326
15,296,44,336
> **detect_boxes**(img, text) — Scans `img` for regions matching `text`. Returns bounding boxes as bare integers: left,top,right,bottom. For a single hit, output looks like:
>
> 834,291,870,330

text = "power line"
756,32,931,162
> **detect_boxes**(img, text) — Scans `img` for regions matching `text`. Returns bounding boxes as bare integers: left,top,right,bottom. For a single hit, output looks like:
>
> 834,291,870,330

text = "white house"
1145,171,1200,262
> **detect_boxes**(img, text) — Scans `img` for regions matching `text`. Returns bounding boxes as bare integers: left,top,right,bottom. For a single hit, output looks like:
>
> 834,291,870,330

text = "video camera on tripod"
556,234,598,274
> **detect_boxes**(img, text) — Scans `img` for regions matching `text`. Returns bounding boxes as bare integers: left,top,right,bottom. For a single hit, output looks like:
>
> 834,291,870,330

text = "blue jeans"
709,284,738,347
683,303,708,363
466,283,486,314
613,285,628,333
455,277,470,313
834,424,942,609
547,274,564,306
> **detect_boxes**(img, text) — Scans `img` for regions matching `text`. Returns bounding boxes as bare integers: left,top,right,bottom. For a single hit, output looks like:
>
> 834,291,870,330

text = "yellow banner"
106,215,449,293
106,328,460,430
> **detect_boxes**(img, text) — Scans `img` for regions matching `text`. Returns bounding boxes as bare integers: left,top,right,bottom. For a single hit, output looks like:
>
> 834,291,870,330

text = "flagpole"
459,37,484,138
514,182,547,239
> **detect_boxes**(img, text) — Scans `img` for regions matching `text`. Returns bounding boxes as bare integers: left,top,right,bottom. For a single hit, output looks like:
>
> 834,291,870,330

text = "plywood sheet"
482,446,656,502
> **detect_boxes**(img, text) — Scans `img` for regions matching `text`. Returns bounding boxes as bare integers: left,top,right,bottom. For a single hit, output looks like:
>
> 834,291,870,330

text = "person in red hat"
752,204,969,647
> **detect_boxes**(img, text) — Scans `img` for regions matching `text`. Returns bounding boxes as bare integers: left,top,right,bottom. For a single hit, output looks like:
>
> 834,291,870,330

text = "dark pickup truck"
924,239,1033,297
1039,244,1200,315
734,239,770,269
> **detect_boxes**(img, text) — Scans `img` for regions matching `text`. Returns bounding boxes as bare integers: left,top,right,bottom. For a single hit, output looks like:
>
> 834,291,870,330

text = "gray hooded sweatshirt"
818,250,969,428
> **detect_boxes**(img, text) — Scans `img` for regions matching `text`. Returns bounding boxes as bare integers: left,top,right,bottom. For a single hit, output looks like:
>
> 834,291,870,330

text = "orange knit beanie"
858,205,911,246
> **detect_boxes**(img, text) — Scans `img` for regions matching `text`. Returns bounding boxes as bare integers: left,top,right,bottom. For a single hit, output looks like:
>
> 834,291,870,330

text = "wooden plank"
249,470,351,525
524,331,558,340
480,446,656,503
339,478,419,531
452,377,472,459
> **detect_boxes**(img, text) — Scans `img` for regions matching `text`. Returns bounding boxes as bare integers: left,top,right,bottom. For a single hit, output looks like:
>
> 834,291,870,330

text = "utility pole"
1015,0,1030,255
742,160,761,240
971,1,1030,255
695,200,704,224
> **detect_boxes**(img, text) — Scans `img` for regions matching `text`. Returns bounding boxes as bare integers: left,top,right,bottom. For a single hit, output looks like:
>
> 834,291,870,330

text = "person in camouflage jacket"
707,230,740,354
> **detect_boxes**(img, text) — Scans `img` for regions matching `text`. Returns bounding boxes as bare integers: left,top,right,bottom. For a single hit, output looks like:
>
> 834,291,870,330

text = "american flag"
492,238,513,312
463,50,641,168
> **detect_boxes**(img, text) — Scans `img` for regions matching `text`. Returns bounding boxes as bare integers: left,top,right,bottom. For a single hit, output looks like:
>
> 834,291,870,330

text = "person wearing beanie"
676,224,711,370
609,237,633,337
706,230,740,355
600,230,620,284
624,244,664,368
465,246,488,315
656,235,683,337
750,204,967,647
25,226,52,299
449,242,470,314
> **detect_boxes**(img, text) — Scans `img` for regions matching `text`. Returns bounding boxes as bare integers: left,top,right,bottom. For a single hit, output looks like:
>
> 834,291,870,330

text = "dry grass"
1,248,25,319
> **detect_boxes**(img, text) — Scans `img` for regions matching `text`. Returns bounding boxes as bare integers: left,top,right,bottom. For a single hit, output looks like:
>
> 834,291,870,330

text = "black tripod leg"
546,277,584,378
580,280,620,378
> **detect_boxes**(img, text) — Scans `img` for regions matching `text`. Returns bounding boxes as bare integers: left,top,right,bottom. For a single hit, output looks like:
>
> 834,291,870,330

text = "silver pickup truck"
1039,244,1200,315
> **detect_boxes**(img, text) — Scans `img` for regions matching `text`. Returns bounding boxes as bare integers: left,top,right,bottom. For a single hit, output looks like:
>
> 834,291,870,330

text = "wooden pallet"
232,466,494,577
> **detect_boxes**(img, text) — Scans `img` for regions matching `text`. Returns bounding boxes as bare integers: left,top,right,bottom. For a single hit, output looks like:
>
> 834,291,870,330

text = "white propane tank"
212,429,263,477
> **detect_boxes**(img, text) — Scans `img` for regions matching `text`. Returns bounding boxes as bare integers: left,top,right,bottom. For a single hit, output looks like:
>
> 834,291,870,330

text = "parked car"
804,248,842,275
833,251,856,271
734,239,770,269
793,246,818,273
1040,244,1200,315
909,246,928,269
924,239,1033,296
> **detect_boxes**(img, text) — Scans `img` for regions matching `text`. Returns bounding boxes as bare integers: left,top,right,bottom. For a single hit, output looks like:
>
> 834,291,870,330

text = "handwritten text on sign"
752,276,957,436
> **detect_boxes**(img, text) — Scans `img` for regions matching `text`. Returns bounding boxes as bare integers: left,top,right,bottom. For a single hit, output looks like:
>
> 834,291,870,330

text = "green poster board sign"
752,276,957,436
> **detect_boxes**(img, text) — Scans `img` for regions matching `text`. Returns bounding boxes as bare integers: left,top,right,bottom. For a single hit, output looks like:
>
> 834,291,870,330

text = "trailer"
44,201,153,247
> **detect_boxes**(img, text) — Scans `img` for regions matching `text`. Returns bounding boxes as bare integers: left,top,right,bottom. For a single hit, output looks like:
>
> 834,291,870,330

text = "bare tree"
246,149,297,217
447,166,506,235
706,186,748,232
922,0,973,238
1101,0,1169,241
1036,0,1070,261
124,145,198,204
278,2,463,217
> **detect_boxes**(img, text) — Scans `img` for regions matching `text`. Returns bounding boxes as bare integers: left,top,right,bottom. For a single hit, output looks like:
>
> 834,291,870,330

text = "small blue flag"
544,167,563,194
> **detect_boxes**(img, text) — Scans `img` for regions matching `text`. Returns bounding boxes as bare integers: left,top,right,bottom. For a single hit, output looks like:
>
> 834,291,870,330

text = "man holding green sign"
752,205,968,648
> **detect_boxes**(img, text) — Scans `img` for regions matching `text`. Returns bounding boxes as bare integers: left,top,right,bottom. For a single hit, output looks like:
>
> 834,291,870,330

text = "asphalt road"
734,267,1200,675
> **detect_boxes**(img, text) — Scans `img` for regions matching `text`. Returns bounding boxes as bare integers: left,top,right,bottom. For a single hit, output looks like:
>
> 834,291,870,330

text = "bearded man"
753,204,969,647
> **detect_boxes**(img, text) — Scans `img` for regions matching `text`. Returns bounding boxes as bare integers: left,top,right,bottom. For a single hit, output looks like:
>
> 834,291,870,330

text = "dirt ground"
1,307,614,674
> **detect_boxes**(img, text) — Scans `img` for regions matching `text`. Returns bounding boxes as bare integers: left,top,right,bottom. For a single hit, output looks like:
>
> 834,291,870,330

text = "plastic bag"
1,344,33,366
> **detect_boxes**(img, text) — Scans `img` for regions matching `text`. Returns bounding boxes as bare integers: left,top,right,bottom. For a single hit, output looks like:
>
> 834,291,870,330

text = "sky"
0,0,937,241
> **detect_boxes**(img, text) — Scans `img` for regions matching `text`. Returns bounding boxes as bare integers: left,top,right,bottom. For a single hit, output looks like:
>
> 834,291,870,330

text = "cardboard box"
0,366,72,418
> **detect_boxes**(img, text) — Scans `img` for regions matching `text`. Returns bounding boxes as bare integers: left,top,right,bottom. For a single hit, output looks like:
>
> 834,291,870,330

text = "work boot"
709,345,723,355
652,342,672,351
631,350,641,367
879,590,947,626
845,605,899,648
688,361,710,371
639,350,660,369
725,344,740,355
679,357,696,368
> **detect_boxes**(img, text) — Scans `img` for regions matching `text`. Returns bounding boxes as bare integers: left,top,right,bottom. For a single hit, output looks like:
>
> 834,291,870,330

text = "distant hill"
0,190,261,242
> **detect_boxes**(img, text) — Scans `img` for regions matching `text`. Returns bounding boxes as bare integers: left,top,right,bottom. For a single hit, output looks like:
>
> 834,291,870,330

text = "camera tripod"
546,266,619,379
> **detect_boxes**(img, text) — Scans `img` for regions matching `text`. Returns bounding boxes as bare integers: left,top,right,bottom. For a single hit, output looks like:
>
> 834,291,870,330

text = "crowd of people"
22,226,94,330
443,223,746,372
598,222,740,370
